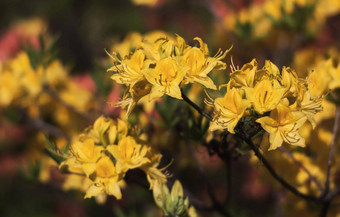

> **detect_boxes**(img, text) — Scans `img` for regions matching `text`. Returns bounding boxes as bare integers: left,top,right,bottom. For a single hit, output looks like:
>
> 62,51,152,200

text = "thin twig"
323,106,340,196
181,90,213,121
181,91,319,202
43,84,94,121
239,133,319,202
278,146,324,192
29,117,70,141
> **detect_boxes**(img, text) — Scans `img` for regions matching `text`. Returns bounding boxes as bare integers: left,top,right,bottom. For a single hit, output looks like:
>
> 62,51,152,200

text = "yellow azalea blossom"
256,104,307,150
209,88,249,133
88,115,112,144
229,59,257,88
181,38,230,90
116,79,152,117
107,136,150,173
262,60,280,77
292,89,322,128
328,62,340,90
44,60,68,86
307,59,333,98
107,118,128,145
108,49,151,87
142,36,176,61
281,66,298,95
0,69,22,106
60,136,104,176
245,79,286,114
254,60,280,82
85,156,122,200
131,0,158,7
112,32,143,58
59,81,94,112
63,174,109,204
141,147,168,189
143,57,188,100
10,52,42,98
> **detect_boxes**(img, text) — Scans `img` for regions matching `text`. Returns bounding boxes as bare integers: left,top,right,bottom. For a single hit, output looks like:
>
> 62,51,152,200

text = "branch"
181,90,319,202
29,117,70,141
181,90,213,121
43,84,94,121
323,106,340,196
238,132,319,202
278,146,324,192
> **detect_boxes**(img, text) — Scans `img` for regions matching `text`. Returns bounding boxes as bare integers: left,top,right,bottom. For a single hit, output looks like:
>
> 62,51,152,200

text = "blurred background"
1,0,340,216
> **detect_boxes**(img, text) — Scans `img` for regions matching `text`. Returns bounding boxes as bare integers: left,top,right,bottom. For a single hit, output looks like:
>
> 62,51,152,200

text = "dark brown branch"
29,117,70,141
181,89,213,121
278,146,324,192
323,106,340,197
238,132,319,202
43,84,94,121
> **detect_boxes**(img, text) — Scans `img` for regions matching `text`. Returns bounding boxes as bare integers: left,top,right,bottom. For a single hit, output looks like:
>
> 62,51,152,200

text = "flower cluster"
209,59,323,150
222,0,340,39
60,116,167,200
0,51,95,124
0,52,65,107
107,33,230,116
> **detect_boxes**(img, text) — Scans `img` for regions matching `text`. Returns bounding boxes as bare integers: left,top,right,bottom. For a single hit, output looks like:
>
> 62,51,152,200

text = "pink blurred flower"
72,73,97,92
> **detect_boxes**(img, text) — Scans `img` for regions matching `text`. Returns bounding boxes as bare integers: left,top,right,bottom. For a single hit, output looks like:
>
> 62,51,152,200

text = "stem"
239,133,319,202
29,117,70,141
43,84,94,121
278,146,324,192
319,201,331,217
323,106,340,196
181,90,213,121
181,90,319,202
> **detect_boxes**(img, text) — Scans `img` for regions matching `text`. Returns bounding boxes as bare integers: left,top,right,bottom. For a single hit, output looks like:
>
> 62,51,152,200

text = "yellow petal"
106,178,122,200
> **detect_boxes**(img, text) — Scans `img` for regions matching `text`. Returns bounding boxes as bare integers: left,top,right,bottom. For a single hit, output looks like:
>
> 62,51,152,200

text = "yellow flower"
88,116,112,144
108,49,151,87
263,60,280,77
292,89,323,128
307,59,333,98
143,57,188,100
281,66,298,95
245,79,286,114
329,62,340,90
131,0,158,7
181,37,230,90
141,147,168,189
116,79,152,117
111,32,143,58
229,59,257,88
85,156,122,200
61,136,104,176
44,60,68,86
10,52,42,98
107,118,128,145
143,36,177,61
0,69,22,106
59,81,94,112
256,104,307,150
209,88,249,133
107,136,150,173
